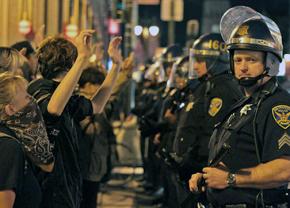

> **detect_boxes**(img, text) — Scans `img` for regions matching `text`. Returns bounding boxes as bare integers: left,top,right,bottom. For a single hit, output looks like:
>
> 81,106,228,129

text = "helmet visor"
220,6,282,52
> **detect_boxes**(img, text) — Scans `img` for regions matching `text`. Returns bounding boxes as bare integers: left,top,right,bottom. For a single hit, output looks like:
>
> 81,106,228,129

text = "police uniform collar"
218,77,278,122
251,77,278,102
198,74,208,82
208,71,230,81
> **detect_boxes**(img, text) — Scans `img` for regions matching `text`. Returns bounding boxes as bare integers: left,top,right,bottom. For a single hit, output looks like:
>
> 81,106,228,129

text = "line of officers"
132,6,290,208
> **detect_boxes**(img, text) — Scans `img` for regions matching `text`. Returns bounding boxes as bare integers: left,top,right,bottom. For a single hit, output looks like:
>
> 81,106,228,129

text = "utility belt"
156,147,179,169
208,202,288,208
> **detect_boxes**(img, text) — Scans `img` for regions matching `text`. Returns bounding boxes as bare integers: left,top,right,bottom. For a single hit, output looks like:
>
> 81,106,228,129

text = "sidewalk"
98,175,162,208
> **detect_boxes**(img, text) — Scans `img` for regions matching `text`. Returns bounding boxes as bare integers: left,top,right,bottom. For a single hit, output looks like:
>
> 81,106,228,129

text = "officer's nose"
240,60,248,73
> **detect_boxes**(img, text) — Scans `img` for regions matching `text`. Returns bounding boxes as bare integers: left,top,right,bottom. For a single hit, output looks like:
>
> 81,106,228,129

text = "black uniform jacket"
173,72,243,180
208,77,290,206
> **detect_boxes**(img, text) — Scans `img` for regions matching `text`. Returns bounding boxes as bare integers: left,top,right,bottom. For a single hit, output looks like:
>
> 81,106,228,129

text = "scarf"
3,99,54,165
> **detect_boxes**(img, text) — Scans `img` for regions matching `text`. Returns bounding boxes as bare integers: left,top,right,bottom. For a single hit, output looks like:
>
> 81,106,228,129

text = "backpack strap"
0,129,29,174
0,132,18,142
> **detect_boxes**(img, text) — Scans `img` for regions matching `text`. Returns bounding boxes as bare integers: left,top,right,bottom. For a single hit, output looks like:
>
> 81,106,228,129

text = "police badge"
272,105,290,129
208,98,223,117
240,104,253,117
237,25,249,36
186,102,194,112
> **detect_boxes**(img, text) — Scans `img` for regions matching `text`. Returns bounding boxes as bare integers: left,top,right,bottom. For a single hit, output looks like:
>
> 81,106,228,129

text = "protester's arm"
90,37,123,114
47,30,94,116
110,52,134,101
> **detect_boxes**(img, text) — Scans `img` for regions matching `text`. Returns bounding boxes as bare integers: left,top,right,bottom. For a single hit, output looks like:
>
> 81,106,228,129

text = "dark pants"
80,180,100,208
162,166,179,208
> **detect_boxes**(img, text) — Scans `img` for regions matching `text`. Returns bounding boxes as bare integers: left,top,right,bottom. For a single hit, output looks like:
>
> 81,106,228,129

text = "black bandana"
3,99,54,165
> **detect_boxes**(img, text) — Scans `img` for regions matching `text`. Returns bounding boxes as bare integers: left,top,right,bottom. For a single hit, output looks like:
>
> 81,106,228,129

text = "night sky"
138,0,290,52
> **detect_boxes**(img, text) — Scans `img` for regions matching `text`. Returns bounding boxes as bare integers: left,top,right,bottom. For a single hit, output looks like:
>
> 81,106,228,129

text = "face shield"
220,6,282,56
189,47,210,78
167,56,195,90
144,60,166,83
220,6,283,86
175,61,190,89
166,61,178,89
189,48,195,80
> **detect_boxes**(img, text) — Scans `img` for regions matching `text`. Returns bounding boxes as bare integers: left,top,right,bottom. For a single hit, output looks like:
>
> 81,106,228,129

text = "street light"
19,19,32,35
134,25,143,36
149,26,159,36
135,25,159,38
65,24,78,38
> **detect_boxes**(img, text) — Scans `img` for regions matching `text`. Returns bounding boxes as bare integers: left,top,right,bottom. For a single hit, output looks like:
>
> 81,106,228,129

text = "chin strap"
238,72,267,87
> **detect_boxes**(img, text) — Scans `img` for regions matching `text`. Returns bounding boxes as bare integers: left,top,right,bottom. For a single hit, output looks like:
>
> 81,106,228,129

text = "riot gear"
144,60,166,83
146,45,183,85
220,6,283,86
161,45,183,78
161,44,183,66
166,56,196,90
190,33,229,77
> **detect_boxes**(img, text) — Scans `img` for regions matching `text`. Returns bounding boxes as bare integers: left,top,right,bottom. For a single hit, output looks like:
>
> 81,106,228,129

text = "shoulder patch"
186,102,194,112
272,105,290,129
170,89,177,96
208,98,223,117
278,132,290,149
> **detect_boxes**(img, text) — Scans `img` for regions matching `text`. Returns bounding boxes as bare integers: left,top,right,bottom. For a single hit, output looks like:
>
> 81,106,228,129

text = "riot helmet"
166,55,195,90
220,6,283,86
190,33,229,78
161,44,183,76
144,59,166,83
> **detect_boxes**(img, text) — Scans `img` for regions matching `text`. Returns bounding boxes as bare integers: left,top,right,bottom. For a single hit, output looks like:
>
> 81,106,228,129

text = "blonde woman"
0,47,25,75
0,73,54,208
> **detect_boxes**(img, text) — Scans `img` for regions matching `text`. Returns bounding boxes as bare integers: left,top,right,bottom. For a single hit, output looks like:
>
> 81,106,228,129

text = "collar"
251,77,278,103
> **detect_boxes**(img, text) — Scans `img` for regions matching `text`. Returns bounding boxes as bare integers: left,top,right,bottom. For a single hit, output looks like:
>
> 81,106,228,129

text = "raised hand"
92,42,105,62
74,29,95,58
34,24,45,48
121,52,134,72
108,37,123,65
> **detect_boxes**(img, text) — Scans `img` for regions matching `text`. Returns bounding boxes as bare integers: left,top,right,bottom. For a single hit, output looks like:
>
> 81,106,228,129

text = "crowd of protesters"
0,29,134,208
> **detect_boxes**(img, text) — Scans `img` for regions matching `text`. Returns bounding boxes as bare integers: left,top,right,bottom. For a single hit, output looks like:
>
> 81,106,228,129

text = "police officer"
172,33,243,207
134,45,184,206
155,55,199,208
189,6,290,207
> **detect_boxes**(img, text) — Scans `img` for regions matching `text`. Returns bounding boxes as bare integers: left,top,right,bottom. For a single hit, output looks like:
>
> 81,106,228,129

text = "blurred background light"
149,25,159,36
134,25,143,36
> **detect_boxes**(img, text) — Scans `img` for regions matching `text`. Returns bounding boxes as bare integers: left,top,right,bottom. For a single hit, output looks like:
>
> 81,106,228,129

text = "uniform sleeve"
0,139,24,192
259,104,290,162
70,95,93,122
